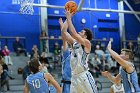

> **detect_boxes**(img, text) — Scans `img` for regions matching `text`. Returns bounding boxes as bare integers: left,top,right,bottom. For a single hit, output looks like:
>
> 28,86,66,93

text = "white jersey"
111,84,125,93
70,41,97,93
70,41,89,75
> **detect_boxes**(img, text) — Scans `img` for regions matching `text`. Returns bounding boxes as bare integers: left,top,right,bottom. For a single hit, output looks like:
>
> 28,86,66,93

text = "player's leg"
83,71,98,93
70,78,78,93
63,84,71,93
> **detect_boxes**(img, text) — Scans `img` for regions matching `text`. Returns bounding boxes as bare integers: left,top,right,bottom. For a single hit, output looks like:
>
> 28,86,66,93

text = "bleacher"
1,53,111,93
1,50,139,93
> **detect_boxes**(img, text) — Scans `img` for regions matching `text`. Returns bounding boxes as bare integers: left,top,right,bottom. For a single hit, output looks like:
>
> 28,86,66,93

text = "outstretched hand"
107,41,112,50
59,18,63,29
65,10,73,20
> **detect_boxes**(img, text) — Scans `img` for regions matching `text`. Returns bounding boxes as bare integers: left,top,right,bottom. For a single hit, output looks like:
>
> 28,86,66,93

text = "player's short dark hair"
83,28,93,41
121,49,133,59
29,58,40,74
39,57,49,64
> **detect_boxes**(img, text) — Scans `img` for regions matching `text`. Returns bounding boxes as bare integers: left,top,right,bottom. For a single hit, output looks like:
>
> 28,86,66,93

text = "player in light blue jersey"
23,58,62,93
102,41,140,93
59,18,71,93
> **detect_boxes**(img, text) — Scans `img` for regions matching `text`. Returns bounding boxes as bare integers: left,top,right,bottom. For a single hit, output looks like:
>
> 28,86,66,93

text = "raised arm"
101,71,117,83
59,18,75,45
107,41,133,73
65,11,90,48
102,71,121,85
59,18,68,51
45,73,62,93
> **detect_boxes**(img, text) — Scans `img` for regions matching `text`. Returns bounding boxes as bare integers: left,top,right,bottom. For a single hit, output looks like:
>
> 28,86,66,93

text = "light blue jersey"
62,48,71,93
62,48,71,80
120,63,140,93
26,72,49,93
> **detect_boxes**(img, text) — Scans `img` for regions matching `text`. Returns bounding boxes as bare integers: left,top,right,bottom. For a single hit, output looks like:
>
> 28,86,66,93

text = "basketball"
65,1,77,14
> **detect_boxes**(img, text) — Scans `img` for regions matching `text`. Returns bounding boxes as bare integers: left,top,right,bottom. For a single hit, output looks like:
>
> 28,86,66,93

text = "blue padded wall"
0,0,139,53
0,0,40,52
47,0,120,52
124,1,140,40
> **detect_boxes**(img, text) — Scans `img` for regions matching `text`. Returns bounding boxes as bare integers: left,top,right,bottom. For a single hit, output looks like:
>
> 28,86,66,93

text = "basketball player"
61,10,97,93
102,41,140,93
59,18,71,93
102,73,125,93
23,59,62,93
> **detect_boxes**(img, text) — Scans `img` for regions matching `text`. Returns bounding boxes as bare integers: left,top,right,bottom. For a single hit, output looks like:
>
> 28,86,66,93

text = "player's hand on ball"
65,10,73,20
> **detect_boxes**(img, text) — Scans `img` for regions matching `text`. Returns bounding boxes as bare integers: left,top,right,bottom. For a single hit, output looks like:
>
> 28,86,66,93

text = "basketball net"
20,0,34,15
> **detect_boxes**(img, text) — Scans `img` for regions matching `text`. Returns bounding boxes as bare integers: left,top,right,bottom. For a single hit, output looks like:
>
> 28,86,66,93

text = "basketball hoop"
18,0,140,15
20,0,34,15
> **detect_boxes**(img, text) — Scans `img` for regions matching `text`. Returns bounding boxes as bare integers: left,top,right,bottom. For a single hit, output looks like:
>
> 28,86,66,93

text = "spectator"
136,34,140,59
0,64,14,92
2,46,13,65
89,55,101,78
92,54,101,67
0,56,8,71
92,55,102,76
40,50,47,58
54,42,61,55
1,68,10,92
13,37,27,56
30,45,40,59
0,56,14,78
95,45,105,59
108,58,118,73
127,41,134,52
40,31,47,52
101,55,109,71
53,42,61,69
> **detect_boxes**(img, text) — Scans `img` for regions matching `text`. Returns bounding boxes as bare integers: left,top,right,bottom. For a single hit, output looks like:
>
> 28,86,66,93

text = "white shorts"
70,71,98,93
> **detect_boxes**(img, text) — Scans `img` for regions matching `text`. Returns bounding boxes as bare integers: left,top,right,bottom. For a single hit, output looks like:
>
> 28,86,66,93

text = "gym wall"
0,0,139,53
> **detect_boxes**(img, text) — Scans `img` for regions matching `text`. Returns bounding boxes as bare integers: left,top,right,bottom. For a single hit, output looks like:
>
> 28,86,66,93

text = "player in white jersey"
60,10,97,93
111,84,124,93
102,73,125,93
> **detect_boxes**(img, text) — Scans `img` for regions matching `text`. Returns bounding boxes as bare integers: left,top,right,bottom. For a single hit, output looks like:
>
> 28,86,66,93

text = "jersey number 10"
32,79,41,89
